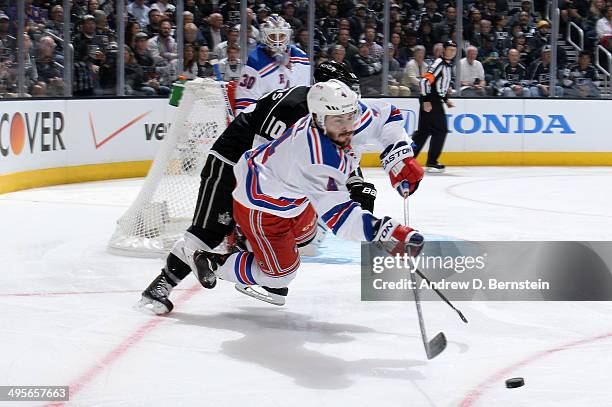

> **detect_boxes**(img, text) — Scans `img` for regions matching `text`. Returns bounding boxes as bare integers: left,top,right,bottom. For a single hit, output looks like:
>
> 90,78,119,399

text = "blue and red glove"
373,217,424,257
380,141,424,197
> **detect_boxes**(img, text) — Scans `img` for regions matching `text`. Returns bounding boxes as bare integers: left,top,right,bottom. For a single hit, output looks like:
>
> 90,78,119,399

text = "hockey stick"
404,191,447,360
211,60,236,123
413,268,468,323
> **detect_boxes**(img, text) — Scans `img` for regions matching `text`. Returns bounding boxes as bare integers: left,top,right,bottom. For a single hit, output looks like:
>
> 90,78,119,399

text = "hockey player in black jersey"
139,61,374,314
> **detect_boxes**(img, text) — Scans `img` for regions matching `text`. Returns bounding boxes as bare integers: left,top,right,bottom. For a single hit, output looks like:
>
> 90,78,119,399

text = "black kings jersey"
211,86,309,164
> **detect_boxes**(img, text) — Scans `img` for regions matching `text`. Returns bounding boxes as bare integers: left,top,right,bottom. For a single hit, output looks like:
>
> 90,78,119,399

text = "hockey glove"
373,216,424,257
380,141,424,197
346,168,377,212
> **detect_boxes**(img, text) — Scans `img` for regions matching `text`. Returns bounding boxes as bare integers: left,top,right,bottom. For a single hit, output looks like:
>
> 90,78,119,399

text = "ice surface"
1,167,612,406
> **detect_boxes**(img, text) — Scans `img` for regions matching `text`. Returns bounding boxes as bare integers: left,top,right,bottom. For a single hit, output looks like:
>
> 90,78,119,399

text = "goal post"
108,78,233,257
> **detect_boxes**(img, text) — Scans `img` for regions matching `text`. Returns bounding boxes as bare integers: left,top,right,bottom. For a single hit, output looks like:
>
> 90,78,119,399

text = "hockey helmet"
260,14,292,55
313,61,361,96
307,80,360,135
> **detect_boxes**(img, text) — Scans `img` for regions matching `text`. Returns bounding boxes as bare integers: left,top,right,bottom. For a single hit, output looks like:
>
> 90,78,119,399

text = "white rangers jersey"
234,45,311,113
232,101,410,242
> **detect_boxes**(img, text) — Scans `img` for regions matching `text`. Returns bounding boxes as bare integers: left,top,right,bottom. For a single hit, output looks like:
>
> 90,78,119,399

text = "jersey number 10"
264,116,287,139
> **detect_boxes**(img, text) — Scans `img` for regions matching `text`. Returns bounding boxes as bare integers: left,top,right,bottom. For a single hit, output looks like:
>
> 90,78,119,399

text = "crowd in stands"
0,0,610,98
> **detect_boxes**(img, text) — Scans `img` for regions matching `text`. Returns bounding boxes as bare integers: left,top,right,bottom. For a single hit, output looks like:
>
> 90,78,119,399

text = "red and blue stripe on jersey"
321,200,361,234
234,251,257,285
306,126,351,175
289,45,310,66
385,106,403,124
244,126,307,212
235,97,258,111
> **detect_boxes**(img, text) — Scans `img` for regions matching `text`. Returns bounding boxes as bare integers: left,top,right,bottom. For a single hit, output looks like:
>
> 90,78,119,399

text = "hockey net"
108,78,233,257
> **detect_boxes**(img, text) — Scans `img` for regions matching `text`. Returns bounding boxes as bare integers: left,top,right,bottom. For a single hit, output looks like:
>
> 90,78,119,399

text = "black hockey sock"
164,252,192,284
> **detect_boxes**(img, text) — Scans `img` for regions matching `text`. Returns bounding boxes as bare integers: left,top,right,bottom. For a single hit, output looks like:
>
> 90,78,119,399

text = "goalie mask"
260,14,292,56
307,80,360,143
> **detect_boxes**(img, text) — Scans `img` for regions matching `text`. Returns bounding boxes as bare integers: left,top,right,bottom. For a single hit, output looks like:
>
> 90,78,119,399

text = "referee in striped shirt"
413,40,457,172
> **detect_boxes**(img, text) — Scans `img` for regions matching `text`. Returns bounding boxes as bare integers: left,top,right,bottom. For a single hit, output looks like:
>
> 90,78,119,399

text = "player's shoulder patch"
247,46,275,71
289,45,310,65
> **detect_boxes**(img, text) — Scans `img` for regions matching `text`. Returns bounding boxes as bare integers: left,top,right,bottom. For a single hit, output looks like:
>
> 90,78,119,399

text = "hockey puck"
505,377,525,388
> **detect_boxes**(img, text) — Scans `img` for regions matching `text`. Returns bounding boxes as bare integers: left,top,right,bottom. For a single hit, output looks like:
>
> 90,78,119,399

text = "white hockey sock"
215,251,297,288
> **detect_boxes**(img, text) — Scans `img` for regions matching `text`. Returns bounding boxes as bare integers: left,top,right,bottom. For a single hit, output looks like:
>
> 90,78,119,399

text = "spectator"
418,19,436,56
465,8,483,41
184,0,204,28
419,0,443,26
126,21,142,51
563,50,601,97
133,32,155,68
479,36,503,84
435,6,457,43
72,15,99,97
124,45,168,96
459,46,487,96
213,26,239,60
202,13,225,51
402,45,427,94
235,8,260,42
482,0,499,22
46,5,65,39
493,14,510,51
386,43,409,96
363,26,383,61
320,2,341,44
509,30,534,66
472,19,494,48
196,45,215,78
352,39,382,96
179,44,198,79
87,0,100,16
500,48,529,97
390,32,408,67
596,6,611,49
36,35,64,96
218,43,243,81
148,20,177,65
184,22,206,48
183,11,195,26
282,2,303,32
0,13,15,56
219,0,240,27
152,0,176,16
329,44,353,72
146,9,162,38
330,28,358,62
517,11,536,39
349,4,367,42
529,20,551,52
527,45,564,97
128,0,150,28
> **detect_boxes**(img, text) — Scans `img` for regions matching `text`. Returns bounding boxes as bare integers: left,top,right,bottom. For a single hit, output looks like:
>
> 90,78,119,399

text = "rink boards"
0,97,611,193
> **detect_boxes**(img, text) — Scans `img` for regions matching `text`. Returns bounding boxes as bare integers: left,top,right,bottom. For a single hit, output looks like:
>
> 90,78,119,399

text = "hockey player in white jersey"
234,14,310,113
192,80,425,305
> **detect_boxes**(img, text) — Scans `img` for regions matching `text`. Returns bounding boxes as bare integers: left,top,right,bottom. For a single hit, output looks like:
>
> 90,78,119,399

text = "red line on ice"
459,331,612,407
0,289,188,297
43,283,201,407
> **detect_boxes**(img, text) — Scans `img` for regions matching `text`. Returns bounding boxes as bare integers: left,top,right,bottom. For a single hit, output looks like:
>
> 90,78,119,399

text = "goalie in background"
234,14,311,113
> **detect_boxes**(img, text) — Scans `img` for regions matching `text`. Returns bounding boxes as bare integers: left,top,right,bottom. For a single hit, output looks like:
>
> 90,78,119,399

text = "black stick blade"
425,332,447,360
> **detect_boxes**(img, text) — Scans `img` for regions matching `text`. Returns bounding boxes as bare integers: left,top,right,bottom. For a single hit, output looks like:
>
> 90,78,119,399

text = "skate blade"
135,296,172,315
298,244,318,257
425,167,445,174
234,284,285,306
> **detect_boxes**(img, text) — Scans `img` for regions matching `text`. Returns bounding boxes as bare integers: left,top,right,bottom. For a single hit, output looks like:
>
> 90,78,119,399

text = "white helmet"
260,14,292,55
307,79,360,134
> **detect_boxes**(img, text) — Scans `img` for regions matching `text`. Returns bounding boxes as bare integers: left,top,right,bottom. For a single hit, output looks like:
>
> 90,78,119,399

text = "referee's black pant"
413,100,448,165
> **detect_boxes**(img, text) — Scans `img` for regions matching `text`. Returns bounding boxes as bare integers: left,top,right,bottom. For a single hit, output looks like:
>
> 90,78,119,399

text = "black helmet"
443,39,458,48
313,61,360,95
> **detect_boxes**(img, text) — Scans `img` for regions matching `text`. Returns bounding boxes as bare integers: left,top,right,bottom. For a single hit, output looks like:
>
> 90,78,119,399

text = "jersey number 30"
239,74,255,89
